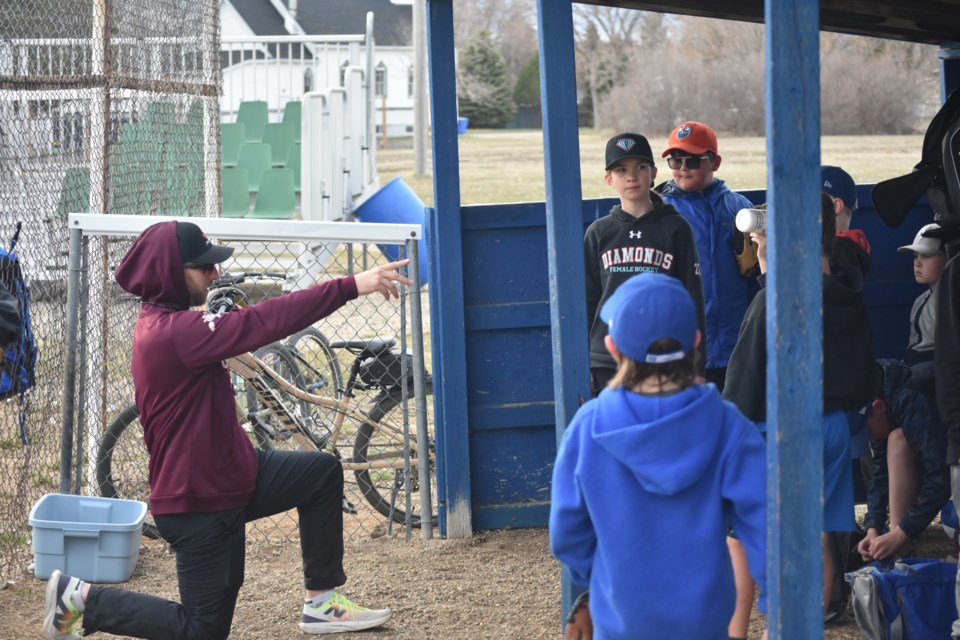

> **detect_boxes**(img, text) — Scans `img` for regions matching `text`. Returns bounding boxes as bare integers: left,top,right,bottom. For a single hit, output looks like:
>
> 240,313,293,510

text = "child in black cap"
584,132,706,395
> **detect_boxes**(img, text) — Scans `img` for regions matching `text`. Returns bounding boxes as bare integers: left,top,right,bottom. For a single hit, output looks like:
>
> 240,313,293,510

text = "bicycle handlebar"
210,272,287,289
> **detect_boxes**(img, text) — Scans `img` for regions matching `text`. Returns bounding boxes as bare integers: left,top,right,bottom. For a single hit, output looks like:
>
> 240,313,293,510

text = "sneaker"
43,570,85,640
824,599,848,625
300,592,392,635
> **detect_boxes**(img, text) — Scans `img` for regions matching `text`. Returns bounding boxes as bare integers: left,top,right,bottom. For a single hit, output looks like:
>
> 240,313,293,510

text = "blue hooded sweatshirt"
550,384,767,640
659,179,754,369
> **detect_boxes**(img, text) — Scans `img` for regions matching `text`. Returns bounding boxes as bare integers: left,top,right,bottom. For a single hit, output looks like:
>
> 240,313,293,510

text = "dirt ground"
0,521,954,639
0,527,561,639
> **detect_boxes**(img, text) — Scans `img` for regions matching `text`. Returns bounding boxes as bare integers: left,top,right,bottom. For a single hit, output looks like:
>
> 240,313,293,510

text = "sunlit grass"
378,129,925,206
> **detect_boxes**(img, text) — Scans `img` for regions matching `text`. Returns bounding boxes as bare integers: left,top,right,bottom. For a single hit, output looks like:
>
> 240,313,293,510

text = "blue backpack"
848,557,958,640
0,224,38,442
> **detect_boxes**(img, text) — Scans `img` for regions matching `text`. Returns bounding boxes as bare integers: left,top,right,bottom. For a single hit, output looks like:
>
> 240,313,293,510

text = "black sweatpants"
81,448,345,640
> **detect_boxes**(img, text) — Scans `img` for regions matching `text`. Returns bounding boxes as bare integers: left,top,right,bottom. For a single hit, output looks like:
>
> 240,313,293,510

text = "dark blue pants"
82,449,345,640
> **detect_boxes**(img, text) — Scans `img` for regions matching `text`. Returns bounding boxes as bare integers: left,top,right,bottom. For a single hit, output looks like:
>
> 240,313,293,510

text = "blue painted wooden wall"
428,193,932,531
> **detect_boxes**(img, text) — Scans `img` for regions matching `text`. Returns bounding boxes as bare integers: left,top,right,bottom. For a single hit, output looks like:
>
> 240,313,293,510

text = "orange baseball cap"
662,121,719,157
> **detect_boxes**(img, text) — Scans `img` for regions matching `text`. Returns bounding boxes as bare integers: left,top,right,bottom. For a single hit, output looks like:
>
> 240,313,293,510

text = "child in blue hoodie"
550,272,767,640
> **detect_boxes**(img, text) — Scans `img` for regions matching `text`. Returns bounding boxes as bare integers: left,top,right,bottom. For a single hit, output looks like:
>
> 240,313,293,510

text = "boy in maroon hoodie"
44,221,409,639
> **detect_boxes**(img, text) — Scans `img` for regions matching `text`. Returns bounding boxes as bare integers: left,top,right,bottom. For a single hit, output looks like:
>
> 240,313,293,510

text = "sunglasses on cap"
184,262,218,272
666,154,712,170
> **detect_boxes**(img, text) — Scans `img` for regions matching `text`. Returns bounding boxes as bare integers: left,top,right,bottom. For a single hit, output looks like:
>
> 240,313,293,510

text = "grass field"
378,129,926,206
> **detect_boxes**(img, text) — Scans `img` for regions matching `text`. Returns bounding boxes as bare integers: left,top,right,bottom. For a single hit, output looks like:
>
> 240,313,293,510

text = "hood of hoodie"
823,265,865,330
608,192,677,224
591,385,724,495
657,177,726,202
114,221,190,309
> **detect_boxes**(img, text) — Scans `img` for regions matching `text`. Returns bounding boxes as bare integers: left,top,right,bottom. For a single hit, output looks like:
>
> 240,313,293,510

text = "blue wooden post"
765,0,823,637
425,0,472,538
941,43,960,99
537,0,592,623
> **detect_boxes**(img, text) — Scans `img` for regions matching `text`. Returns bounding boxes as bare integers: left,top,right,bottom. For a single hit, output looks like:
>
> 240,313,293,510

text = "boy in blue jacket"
550,272,767,640
658,121,754,392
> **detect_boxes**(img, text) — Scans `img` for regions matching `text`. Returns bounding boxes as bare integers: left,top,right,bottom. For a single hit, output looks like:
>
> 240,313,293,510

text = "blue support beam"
537,0,592,623
425,0,472,538
764,0,823,637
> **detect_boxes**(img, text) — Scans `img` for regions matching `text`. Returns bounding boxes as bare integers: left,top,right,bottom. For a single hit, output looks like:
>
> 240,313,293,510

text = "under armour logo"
629,231,642,239
616,138,636,152
676,125,692,140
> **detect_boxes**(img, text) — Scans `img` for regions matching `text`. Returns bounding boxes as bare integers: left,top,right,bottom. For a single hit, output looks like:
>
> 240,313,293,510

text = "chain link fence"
0,0,221,582
65,218,431,550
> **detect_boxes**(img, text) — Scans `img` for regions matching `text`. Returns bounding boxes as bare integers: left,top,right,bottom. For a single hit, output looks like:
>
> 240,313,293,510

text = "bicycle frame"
228,352,421,472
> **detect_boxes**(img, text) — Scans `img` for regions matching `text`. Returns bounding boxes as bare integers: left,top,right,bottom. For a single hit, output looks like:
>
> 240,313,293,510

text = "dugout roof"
576,0,960,45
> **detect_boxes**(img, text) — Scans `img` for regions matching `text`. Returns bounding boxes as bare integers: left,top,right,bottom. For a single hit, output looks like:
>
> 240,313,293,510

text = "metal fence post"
408,237,433,540
60,226,83,494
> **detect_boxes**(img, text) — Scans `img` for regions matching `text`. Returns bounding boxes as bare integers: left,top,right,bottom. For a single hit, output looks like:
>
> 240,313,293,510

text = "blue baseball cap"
599,273,697,364
821,166,858,212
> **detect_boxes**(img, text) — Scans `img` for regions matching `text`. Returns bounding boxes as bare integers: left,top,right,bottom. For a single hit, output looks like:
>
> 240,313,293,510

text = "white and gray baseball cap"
897,223,946,256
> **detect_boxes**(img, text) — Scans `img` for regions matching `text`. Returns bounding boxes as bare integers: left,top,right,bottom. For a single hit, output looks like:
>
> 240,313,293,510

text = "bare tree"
454,0,537,86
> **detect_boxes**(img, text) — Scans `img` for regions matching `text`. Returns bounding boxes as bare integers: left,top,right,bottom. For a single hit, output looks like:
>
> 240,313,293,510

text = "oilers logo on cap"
616,138,636,152
676,125,692,140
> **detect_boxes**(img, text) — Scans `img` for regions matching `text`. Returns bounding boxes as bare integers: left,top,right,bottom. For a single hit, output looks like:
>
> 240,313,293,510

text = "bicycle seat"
328,336,396,358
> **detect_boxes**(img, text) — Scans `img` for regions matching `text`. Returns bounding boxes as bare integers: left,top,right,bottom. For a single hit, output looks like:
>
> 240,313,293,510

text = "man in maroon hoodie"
44,220,410,639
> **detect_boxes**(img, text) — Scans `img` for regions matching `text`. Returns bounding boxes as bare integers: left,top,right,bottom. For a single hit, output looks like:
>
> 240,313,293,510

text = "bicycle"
96,272,435,539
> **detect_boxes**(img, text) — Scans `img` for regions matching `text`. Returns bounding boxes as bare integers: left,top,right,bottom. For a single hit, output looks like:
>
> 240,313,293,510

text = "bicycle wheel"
95,404,162,540
246,343,318,451
285,327,342,401
353,381,436,527
285,328,343,441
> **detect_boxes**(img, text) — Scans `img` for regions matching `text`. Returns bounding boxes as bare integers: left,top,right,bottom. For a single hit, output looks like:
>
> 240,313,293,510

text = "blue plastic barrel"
353,176,428,285
457,117,469,135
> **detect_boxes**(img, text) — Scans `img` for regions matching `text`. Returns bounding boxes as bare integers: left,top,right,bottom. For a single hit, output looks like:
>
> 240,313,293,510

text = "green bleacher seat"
261,123,295,167
236,142,272,192
221,167,250,218
286,142,301,192
249,168,296,219
236,100,269,142
158,165,203,216
282,100,301,142
221,122,245,167
54,167,90,220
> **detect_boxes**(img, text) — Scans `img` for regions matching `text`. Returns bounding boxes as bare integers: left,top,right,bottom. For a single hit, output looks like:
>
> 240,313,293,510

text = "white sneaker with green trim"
43,570,84,640
300,592,392,634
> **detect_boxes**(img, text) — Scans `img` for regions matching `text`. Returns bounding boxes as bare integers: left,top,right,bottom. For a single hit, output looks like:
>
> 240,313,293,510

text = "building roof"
576,0,960,45
296,0,411,46
229,0,288,36
229,0,412,45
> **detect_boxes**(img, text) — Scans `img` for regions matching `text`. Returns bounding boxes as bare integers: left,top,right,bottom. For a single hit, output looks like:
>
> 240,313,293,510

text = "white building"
221,0,416,138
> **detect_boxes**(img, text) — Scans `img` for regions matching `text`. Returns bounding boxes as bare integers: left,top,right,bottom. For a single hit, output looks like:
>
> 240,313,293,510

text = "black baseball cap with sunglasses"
177,221,234,270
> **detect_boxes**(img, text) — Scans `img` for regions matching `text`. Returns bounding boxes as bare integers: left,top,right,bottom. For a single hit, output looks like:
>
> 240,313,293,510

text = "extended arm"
862,439,890,535
722,417,768,614
549,418,597,587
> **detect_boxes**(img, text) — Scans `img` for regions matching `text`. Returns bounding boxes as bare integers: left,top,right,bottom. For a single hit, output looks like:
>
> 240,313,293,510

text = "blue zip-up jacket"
659,179,753,369
864,361,950,539
550,384,767,640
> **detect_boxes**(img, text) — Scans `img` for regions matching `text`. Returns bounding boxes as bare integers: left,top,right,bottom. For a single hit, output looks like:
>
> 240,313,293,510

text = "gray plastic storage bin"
29,493,147,583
